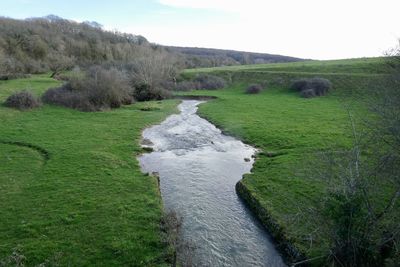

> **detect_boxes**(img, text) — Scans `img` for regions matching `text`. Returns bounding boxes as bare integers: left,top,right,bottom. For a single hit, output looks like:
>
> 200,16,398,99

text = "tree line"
0,15,166,78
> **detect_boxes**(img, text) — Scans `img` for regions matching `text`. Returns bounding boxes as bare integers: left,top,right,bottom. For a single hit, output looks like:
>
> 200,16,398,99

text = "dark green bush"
4,91,41,110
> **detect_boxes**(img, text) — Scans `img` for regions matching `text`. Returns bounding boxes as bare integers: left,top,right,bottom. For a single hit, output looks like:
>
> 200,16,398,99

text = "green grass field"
184,57,387,75
0,58,393,266
179,58,392,264
0,75,178,266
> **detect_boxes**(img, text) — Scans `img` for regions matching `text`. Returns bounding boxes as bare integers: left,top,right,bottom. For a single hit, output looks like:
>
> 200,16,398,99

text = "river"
138,100,285,266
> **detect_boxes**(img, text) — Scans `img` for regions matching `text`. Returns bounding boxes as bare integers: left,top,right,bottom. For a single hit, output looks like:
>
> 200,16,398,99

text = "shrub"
160,80,176,91
0,74,31,81
291,78,309,91
309,77,332,96
42,66,134,111
300,88,316,98
245,84,263,94
42,86,95,111
291,77,332,98
194,74,226,90
133,83,171,102
175,81,200,91
4,91,41,110
85,67,133,108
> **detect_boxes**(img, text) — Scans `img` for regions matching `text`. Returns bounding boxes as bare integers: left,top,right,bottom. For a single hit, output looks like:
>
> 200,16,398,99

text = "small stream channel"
138,100,285,266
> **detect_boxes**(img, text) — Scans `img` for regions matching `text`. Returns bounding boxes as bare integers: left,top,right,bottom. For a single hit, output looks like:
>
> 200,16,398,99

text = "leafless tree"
47,53,75,78
129,46,180,89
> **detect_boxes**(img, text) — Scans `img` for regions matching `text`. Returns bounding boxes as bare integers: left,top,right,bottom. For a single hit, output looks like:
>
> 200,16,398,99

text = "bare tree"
47,53,75,78
129,46,180,89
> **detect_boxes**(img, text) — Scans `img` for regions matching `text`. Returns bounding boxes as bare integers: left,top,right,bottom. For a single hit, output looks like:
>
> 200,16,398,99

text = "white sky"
120,0,400,60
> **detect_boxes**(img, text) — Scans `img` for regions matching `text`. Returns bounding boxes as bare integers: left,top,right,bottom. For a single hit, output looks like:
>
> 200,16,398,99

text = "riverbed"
138,100,285,266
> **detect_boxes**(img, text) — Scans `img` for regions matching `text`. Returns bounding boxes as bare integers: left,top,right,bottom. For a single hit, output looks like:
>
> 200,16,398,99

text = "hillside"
0,15,152,77
0,16,305,79
166,46,304,68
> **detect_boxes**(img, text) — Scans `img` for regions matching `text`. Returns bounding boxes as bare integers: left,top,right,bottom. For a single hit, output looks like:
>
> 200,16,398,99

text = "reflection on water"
139,100,285,267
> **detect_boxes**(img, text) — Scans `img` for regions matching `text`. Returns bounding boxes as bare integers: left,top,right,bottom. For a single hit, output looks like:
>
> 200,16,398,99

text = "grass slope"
184,57,387,75
180,58,389,264
0,75,178,266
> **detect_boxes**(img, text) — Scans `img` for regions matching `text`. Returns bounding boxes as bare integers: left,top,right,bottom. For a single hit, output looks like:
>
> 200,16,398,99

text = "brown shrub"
194,74,226,90
42,66,134,111
175,81,201,91
4,91,41,110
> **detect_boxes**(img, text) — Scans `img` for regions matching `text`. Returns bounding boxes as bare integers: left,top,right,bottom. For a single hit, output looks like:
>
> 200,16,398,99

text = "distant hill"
165,46,304,68
0,15,304,77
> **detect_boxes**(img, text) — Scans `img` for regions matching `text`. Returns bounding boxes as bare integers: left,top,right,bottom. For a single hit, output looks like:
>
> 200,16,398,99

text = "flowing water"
138,100,285,267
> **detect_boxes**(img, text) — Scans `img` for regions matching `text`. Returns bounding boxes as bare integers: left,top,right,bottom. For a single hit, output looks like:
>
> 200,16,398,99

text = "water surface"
139,100,285,266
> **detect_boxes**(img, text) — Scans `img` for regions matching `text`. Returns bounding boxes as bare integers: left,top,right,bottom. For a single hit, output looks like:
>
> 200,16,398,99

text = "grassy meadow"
180,58,393,263
184,57,387,75
0,58,394,266
0,75,179,266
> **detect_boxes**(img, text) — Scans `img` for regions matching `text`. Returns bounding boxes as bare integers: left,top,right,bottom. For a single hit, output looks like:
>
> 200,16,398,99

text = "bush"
291,78,309,91
300,88,316,98
175,81,201,91
42,86,95,111
194,74,226,90
309,77,332,96
85,67,133,108
4,91,41,110
0,74,31,81
160,80,176,91
133,83,171,102
291,77,332,98
42,67,134,111
245,84,263,94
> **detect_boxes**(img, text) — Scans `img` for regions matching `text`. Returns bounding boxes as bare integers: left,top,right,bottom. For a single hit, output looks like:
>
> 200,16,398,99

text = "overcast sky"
1,0,399,59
